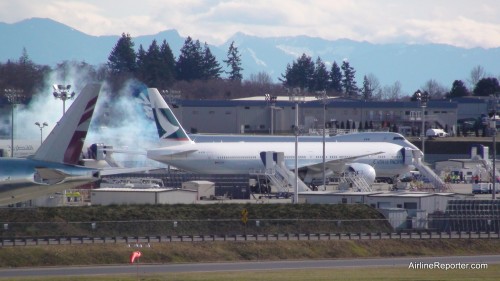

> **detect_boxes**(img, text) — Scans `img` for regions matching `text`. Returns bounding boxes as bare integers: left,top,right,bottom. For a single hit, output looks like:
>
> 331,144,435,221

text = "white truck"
426,128,448,138
472,183,500,194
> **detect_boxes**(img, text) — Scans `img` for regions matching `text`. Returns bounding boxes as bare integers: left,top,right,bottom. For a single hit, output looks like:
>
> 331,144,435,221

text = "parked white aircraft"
145,88,419,185
0,83,143,205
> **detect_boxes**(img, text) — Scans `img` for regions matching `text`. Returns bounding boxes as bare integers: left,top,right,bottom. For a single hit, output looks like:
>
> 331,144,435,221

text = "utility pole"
415,90,430,162
315,90,329,189
52,84,76,115
289,88,304,204
4,89,25,157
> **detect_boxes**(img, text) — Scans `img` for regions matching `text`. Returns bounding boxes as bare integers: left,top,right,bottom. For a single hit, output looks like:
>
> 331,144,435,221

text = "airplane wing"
303,151,384,172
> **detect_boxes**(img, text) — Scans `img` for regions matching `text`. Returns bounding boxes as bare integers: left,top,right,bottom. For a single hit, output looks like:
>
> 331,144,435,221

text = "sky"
1,0,500,48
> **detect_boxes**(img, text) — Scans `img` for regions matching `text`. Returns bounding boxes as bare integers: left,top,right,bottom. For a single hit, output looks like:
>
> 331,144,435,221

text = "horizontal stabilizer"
35,167,70,183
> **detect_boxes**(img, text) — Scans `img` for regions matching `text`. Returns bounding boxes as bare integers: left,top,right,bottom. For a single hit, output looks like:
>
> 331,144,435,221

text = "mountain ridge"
2,17,500,95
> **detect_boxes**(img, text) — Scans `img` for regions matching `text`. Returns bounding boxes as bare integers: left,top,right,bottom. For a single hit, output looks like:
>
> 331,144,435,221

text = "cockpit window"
393,136,404,140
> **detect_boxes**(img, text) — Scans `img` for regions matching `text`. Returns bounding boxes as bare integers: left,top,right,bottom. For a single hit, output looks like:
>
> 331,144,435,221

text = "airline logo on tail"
63,95,99,164
147,88,192,144
153,108,190,141
33,83,102,165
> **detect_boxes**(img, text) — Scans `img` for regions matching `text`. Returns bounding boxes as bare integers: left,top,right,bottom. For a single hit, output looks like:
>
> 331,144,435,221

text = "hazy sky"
1,0,500,48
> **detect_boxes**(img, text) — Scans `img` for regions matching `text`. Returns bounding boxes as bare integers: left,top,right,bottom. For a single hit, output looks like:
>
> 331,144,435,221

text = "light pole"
488,96,498,199
161,89,182,107
52,84,75,115
35,122,48,145
289,88,305,204
315,90,329,189
265,94,278,135
4,89,25,157
415,90,430,162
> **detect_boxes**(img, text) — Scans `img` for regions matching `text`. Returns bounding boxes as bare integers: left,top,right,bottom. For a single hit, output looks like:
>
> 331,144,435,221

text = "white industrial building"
181,180,215,200
300,191,455,213
364,192,454,214
300,191,458,230
299,191,380,204
91,188,198,205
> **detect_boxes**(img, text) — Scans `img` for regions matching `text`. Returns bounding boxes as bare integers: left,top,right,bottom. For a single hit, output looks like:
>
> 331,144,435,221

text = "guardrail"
1,230,499,247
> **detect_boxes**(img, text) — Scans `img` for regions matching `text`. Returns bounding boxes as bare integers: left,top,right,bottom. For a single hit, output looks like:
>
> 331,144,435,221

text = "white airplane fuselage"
147,141,411,178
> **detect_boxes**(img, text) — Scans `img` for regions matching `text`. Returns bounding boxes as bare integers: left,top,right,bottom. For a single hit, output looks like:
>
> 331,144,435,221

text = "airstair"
339,172,372,192
477,156,500,191
413,157,450,192
250,152,310,195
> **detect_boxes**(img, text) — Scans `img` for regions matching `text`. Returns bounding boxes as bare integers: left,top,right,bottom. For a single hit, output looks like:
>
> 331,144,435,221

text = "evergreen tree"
361,75,373,101
224,41,243,81
176,36,204,81
341,60,358,98
448,80,469,98
107,33,137,74
473,77,500,97
313,57,329,91
329,61,342,94
136,44,147,81
281,53,315,91
142,40,163,87
0,48,47,96
159,40,176,85
202,43,222,79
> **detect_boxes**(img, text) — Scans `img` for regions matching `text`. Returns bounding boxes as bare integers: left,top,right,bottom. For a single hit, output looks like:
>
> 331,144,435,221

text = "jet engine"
344,163,376,184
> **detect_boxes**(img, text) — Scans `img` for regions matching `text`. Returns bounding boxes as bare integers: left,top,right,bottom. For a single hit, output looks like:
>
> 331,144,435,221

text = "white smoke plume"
11,63,163,167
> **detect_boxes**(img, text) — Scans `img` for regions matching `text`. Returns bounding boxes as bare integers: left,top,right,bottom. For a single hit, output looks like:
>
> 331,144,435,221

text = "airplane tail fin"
147,88,193,145
32,83,102,165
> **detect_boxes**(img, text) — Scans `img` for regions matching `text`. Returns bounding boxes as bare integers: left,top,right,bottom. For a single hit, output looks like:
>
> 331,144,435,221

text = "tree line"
1,34,500,102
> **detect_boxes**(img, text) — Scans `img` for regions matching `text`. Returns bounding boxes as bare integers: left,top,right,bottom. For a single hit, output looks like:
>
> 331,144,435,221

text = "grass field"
1,204,499,280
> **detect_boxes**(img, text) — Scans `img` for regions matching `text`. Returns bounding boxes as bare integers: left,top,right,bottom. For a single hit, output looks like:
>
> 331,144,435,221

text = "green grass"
1,239,500,268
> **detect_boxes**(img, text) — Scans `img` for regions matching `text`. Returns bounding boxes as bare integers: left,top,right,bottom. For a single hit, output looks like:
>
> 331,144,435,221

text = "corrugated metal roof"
176,99,458,109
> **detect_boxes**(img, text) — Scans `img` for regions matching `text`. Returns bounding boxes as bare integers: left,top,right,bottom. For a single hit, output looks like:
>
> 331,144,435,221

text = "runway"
1,255,499,278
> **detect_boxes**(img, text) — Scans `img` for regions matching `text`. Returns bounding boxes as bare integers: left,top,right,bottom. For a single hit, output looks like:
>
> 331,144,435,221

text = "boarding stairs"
252,152,310,195
479,157,500,183
413,157,450,192
339,172,372,192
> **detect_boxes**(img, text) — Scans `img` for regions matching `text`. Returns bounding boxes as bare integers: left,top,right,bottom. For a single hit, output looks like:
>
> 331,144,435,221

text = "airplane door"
402,147,414,165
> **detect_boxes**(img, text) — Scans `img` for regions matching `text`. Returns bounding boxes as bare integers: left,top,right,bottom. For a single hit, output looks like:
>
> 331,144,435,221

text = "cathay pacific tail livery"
145,88,419,186
0,84,103,205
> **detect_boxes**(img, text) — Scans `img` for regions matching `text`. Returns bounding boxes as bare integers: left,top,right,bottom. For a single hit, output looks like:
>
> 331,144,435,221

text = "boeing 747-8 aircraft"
0,84,103,205
145,88,418,185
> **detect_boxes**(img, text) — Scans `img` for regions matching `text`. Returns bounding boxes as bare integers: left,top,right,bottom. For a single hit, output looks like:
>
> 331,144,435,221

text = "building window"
259,125,266,129
341,198,347,204
244,125,250,129
245,106,250,110
404,202,418,209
